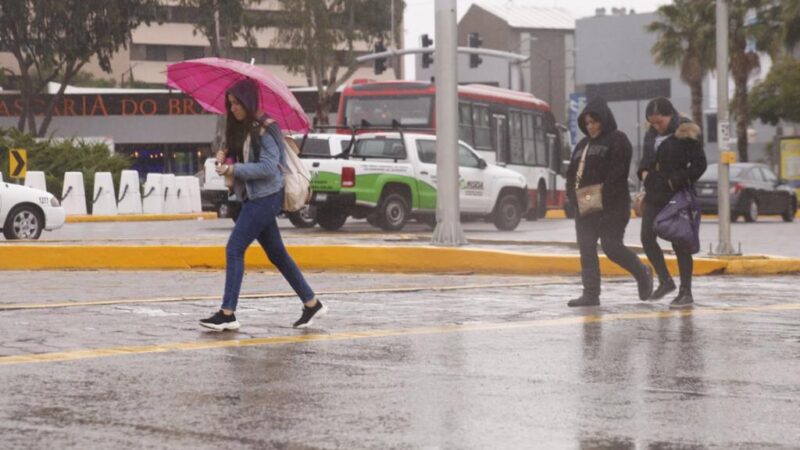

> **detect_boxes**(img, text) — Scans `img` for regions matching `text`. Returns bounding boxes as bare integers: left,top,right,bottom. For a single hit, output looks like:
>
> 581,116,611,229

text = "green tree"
0,0,158,137
647,0,716,130
749,58,800,125
274,0,404,125
178,0,266,58
781,0,800,51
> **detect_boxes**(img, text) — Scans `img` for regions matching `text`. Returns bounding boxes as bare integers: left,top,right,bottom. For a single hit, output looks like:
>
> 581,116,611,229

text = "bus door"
493,114,508,164
546,132,558,203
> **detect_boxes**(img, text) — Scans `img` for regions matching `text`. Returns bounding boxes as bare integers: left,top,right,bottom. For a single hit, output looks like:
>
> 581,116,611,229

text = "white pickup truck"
303,132,529,231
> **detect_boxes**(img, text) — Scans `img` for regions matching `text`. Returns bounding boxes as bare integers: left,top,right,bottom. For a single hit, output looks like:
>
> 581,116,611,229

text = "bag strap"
575,143,589,190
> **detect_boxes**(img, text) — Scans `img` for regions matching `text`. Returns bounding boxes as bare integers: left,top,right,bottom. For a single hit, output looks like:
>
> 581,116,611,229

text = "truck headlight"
50,197,60,207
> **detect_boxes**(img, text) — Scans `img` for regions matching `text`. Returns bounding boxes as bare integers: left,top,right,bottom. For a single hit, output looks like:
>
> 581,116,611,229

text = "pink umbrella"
166,57,310,132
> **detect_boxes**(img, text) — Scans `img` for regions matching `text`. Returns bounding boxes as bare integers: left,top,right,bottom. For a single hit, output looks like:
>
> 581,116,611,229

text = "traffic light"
373,40,387,75
421,34,434,69
468,32,482,68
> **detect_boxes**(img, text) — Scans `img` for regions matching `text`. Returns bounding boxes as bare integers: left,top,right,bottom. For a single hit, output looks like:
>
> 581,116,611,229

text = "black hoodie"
566,97,633,219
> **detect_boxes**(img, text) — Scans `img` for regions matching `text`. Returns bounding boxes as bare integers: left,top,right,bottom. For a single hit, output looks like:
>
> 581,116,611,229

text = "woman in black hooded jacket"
565,98,653,307
637,97,707,308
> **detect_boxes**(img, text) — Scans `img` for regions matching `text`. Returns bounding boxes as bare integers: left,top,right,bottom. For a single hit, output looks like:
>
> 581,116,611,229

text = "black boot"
567,294,600,307
637,266,654,301
669,288,694,309
649,278,677,301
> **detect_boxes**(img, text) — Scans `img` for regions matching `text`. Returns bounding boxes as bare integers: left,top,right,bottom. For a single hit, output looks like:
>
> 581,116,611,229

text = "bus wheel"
317,207,348,231
377,193,409,231
536,184,548,219
493,193,522,231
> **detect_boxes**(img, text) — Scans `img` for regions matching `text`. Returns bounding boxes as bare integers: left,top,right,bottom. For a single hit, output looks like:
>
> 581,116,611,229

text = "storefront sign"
0,93,210,117
779,137,800,196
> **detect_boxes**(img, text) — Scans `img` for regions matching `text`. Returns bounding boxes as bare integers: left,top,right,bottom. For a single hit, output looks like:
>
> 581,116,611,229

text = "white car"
0,180,66,239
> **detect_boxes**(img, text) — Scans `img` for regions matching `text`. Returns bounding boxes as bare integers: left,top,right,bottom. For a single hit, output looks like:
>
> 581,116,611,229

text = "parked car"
0,180,66,239
695,163,797,222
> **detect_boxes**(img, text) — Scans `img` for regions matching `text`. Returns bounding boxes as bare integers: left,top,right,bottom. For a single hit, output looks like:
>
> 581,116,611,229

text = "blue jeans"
221,190,314,311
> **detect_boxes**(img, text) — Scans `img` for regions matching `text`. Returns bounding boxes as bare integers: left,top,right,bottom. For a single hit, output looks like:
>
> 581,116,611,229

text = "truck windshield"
352,138,406,159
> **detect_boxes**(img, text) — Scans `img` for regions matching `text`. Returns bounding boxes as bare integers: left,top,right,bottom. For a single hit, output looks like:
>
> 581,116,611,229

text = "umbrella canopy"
166,57,310,132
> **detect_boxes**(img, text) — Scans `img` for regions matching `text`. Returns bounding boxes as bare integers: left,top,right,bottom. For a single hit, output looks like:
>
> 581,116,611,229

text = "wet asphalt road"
1,271,799,449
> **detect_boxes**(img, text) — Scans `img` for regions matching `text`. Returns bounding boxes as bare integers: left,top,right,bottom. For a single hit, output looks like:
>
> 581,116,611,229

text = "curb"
65,212,218,223
1,244,784,276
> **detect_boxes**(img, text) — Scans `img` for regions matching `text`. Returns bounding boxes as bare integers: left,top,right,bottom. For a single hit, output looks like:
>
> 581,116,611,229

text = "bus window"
493,114,508,164
522,113,536,165
344,96,432,127
509,111,524,164
534,114,547,166
473,105,491,149
459,103,474,146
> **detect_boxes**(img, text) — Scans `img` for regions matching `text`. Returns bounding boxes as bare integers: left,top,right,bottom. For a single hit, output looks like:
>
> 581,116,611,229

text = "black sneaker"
567,295,600,307
200,310,240,331
293,301,327,328
669,290,694,309
637,266,654,301
649,279,677,301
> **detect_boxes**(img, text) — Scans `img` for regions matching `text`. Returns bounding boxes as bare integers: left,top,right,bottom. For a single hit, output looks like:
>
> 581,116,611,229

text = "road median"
3,243,795,276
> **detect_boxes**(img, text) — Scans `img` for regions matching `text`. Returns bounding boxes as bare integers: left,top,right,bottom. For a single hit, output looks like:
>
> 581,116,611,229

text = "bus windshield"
344,96,433,127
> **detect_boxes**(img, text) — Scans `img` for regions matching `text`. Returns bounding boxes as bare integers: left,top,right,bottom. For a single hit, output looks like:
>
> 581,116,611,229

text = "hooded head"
645,96,680,135
226,78,260,120
577,97,617,139
225,78,261,162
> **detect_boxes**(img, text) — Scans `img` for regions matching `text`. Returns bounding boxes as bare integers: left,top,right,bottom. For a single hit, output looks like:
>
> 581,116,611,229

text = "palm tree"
727,0,783,162
647,0,716,130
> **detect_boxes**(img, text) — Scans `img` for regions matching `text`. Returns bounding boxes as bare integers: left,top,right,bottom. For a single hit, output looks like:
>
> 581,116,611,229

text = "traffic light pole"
431,0,466,246
355,47,528,64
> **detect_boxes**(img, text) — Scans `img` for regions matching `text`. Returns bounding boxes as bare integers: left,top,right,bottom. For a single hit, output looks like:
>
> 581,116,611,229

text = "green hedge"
0,127,131,213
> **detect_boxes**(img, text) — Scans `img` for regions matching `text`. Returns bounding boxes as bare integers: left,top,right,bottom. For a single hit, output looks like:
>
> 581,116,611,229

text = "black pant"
575,212,648,298
641,202,693,292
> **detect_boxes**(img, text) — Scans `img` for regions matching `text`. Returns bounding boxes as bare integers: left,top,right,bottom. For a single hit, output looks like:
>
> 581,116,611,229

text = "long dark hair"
225,79,261,162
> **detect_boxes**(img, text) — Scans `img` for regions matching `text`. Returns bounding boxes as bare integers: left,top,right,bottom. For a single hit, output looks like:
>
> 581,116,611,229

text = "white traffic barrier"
117,170,143,215
61,171,87,215
24,171,47,192
142,173,165,214
92,172,118,216
177,175,202,213
187,176,203,213
175,176,192,214
161,174,180,214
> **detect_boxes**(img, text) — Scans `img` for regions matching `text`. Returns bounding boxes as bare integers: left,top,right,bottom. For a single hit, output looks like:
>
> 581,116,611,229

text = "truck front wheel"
377,193,409,231
317,207,348,231
493,193,522,231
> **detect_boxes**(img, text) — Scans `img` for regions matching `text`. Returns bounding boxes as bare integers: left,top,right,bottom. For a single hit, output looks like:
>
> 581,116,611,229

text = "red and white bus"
337,80,571,218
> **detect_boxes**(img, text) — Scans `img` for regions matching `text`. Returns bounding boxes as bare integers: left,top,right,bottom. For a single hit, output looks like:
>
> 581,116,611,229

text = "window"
748,168,765,181
534,114,547,166
509,111,524,164
353,138,406,159
522,113,536,165
473,105,491,149
458,144,481,168
706,114,718,143
760,167,778,184
145,45,167,61
344,96,432,127
459,103,474,146
417,140,436,164
183,46,205,60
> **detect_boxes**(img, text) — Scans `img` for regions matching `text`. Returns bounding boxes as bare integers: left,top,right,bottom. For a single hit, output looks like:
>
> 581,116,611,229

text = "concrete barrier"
162,174,180,214
61,172,87,215
24,171,47,192
175,176,192,214
142,173,165,214
91,172,118,216
117,170,143,215
182,176,203,213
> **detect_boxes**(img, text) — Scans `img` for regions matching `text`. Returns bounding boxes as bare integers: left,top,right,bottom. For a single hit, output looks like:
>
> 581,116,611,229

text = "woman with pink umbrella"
197,78,325,331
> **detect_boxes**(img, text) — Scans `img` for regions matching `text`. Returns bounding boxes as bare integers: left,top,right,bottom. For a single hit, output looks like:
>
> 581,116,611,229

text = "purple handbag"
653,188,701,254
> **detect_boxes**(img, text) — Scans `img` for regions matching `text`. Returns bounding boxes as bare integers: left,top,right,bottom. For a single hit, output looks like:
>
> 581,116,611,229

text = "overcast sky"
401,0,671,79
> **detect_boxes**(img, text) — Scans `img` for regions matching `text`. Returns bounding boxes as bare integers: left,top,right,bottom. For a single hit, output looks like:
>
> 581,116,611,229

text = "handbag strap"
575,143,589,190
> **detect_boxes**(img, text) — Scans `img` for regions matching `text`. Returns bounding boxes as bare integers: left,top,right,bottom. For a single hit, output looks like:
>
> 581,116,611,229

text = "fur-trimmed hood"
675,121,701,141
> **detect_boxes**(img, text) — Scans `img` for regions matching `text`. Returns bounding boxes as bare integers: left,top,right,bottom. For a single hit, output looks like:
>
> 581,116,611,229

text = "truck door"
414,138,438,211
457,143,491,213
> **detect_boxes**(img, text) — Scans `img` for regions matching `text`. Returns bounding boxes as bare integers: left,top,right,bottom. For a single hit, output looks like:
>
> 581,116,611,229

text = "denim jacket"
232,125,285,200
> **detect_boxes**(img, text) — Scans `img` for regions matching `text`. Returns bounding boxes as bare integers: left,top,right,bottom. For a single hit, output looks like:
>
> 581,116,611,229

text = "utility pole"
716,0,735,255
431,0,466,246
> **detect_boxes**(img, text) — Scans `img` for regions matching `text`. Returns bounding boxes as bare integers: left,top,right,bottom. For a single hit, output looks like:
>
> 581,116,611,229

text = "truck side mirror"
478,159,487,169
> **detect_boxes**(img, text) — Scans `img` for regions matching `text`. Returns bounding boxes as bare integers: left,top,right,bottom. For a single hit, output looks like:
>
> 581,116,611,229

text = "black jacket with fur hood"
566,97,633,220
637,108,707,207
